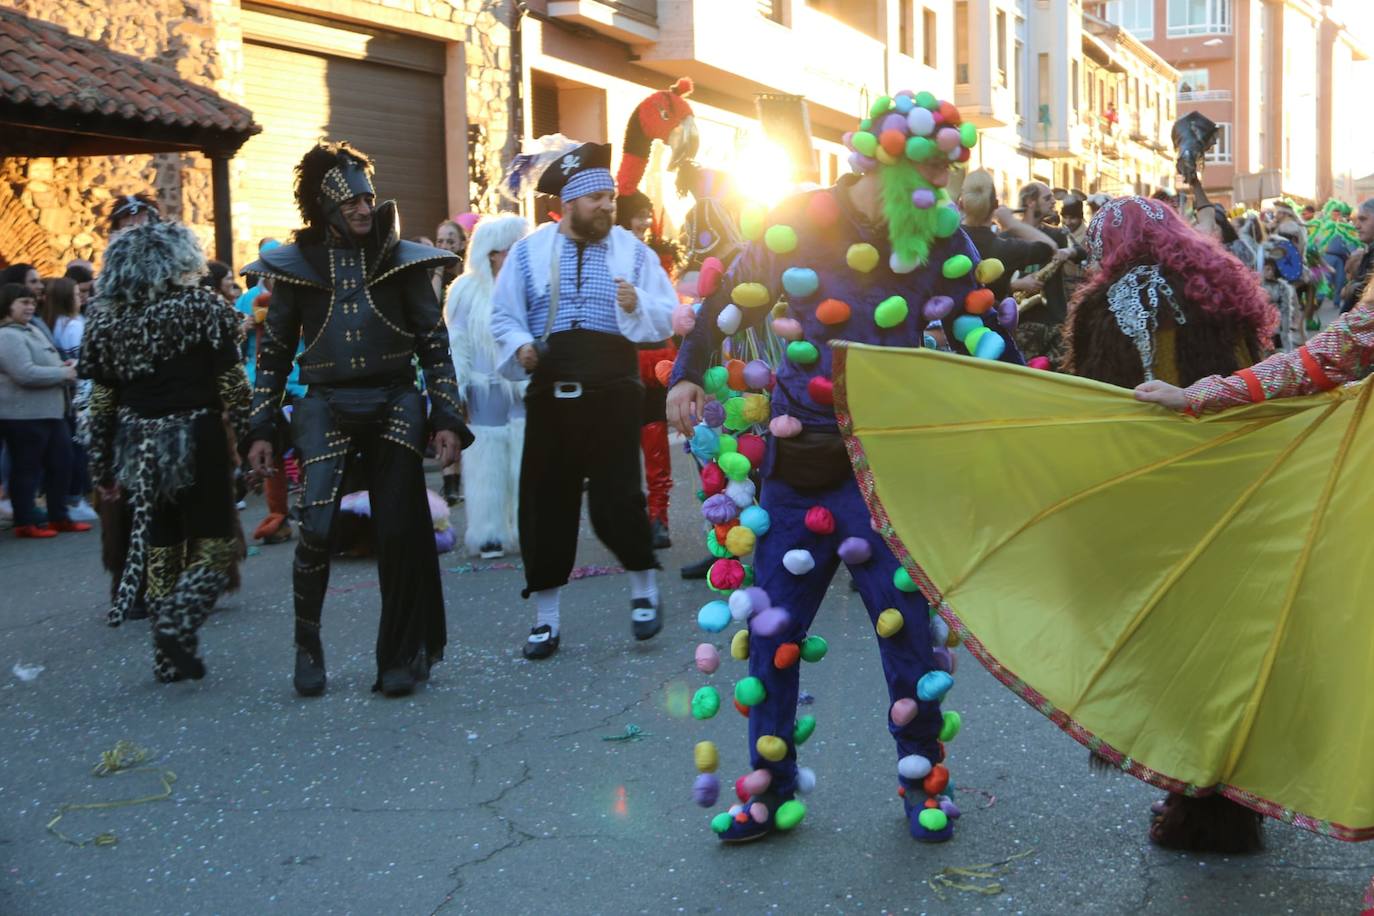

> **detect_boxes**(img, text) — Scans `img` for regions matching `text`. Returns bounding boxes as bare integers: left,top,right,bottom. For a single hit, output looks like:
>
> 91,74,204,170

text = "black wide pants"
519,379,658,596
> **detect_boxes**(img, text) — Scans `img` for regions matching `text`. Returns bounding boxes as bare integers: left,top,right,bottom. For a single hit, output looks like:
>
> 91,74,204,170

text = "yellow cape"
833,343,1374,841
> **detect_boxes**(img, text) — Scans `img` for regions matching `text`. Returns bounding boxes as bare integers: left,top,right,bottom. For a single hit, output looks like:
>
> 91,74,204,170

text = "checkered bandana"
560,168,615,203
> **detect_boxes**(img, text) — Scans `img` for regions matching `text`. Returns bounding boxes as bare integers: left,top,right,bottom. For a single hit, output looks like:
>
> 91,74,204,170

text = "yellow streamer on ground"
46,741,178,847
926,848,1036,901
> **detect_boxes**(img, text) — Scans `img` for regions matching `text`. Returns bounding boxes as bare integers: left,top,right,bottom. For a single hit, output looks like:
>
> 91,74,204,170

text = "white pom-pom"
898,754,933,780
890,251,919,274
783,549,816,576
796,767,817,795
728,590,754,621
717,303,743,335
725,479,756,509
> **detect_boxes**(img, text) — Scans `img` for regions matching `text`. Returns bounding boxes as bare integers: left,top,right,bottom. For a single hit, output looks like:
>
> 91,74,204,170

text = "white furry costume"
446,214,531,555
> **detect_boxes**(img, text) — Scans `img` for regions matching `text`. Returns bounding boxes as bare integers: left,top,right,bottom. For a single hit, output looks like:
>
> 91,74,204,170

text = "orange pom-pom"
773,643,801,669
654,360,673,387
964,288,995,315
896,784,907,798
734,698,751,717
815,298,852,325
924,797,940,808
938,101,962,126
923,764,950,795
879,129,907,158
714,521,738,543
805,191,841,228
726,359,747,391
254,291,271,308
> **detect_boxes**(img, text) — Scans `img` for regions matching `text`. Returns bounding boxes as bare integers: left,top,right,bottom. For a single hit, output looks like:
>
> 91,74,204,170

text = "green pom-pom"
717,434,738,454
742,564,755,587
852,131,878,158
939,710,962,742
905,136,935,162
764,224,799,255
915,91,938,110
793,715,816,745
718,451,751,481
963,326,989,354
874,295,909,329
692,686,721,720
869,95,893,118
800,635,829,662
723,397,750,432
894,567,920,593
941,254,973,279
734,675,766,707
917,807,949,833
704,366,728,394
934,205,961,239
711,811,734,834
859,118,873,132
706,529,731,559
959,122,978,148
775,799,807,830
786,340,820,365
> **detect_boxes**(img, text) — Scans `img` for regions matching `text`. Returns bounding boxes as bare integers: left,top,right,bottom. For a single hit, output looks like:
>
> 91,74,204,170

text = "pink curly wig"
1078,196,1275,339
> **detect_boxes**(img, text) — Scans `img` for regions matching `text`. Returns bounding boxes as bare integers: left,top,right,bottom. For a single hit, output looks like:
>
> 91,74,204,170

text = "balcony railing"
1178,89,1232,102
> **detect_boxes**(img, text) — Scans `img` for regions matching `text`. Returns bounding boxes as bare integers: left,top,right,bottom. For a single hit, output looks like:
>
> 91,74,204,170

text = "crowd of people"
5,80,1374,870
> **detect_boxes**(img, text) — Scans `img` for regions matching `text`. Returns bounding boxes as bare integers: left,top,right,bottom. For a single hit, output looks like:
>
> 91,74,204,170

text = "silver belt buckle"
553,381,583,399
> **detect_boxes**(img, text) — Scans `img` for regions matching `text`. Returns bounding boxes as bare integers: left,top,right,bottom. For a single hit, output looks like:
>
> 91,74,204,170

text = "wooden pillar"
210,151,233,265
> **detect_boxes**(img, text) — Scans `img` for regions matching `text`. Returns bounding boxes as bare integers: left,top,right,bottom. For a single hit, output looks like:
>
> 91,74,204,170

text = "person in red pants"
621,190,679,549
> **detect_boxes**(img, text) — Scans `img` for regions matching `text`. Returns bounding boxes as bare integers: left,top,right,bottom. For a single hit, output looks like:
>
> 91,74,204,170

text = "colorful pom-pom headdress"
842,91,980,268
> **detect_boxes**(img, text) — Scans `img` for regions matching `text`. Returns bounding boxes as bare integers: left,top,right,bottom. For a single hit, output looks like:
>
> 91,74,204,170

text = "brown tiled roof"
0,6,259,153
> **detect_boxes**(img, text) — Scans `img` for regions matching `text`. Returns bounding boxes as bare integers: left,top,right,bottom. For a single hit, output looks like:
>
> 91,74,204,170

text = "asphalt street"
1,444,1370,915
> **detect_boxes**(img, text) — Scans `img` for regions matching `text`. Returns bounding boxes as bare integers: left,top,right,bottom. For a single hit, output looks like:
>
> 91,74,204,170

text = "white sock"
534,588,561,637
628,569,659,606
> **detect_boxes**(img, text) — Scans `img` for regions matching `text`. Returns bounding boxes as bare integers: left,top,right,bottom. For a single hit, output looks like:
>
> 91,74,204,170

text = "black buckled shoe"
631,597,662,641
293,642,327,697
680,556,713,580
378,666,417,697
522,624,560,659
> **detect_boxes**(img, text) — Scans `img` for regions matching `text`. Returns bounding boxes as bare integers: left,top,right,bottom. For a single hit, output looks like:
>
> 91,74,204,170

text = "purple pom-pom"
996,297,1019,331
923,295,955,321
842,130,855,150
849,152,878,173
702,400,725,428
694,773,720,807
837,536,872,565
434,528,457,554
699,231,714,248
745,586,771,614
911,189,937,209
702,493,740,525
880,113,908,136
751,607,791,638
743,359,773,390
939,798,961,819
932,646,953,673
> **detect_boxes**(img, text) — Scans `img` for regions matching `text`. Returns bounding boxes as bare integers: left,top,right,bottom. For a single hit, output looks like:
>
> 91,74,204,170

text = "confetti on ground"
953,785,999,809
47,741,177,848
602,724,650,742
12,663,43,681
927,848,1035,900
798,691,815,705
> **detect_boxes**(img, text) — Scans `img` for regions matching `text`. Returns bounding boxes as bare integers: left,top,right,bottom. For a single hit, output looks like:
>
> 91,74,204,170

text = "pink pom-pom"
742,768,773,796
772,317,804,341
698,257,725,298
936,127,961,153
708,559,746,592
807,376,834,406
804,506,836,535
695,643,721,674
701,462,726,495
1028,356,1052,371
891,698,918,726
427,488,449,523
749,802,770,823
770,414,803,438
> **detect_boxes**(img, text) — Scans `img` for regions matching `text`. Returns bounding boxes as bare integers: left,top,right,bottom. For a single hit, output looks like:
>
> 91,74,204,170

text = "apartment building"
1095,0,1367,205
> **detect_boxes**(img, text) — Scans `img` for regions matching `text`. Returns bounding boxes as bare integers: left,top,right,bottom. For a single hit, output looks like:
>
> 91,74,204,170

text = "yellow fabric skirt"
833,343,1374,841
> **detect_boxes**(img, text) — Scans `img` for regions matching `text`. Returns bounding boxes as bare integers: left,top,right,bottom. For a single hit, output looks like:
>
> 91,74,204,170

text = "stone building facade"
2,0,517,270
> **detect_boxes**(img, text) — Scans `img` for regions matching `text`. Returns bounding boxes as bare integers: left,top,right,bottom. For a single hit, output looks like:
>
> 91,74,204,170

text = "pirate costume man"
491,140,676,659
243,142,471,697
80,220,249,682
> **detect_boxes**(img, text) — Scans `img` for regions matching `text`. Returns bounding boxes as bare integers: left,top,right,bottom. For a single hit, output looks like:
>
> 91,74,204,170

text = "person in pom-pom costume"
491,138,677,660
667,90,1021,844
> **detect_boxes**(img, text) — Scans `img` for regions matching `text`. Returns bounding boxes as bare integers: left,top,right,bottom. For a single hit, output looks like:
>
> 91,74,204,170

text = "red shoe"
14,524,58,539
47,520,92,533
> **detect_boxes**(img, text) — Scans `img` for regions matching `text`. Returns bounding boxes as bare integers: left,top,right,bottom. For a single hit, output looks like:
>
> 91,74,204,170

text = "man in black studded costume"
244,142,472,698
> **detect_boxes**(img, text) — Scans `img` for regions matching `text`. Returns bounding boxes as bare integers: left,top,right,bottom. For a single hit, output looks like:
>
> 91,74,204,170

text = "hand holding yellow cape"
833,343,1374,841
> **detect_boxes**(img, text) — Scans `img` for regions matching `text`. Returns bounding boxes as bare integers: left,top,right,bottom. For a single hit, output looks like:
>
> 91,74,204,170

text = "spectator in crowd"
958,170,1055,305
1262,256,1298,352
0,283,90,539
64,263,95,310
0,264,45,308
432,219,467,302
203,261,238,305
40,278,96,522
1341,199,1374,313
109,193,160,233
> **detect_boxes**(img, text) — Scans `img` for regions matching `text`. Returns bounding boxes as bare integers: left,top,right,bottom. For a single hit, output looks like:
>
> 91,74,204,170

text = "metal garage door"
238,6,448,262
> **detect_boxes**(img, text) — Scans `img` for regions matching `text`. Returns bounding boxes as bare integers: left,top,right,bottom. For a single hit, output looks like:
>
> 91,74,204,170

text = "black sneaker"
523,624,560,659
631,597,662,641
650,519,672,550
155,633,206,681
680,556,713,580
293,643,326,697
442,475,463,506
479,541,505,559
